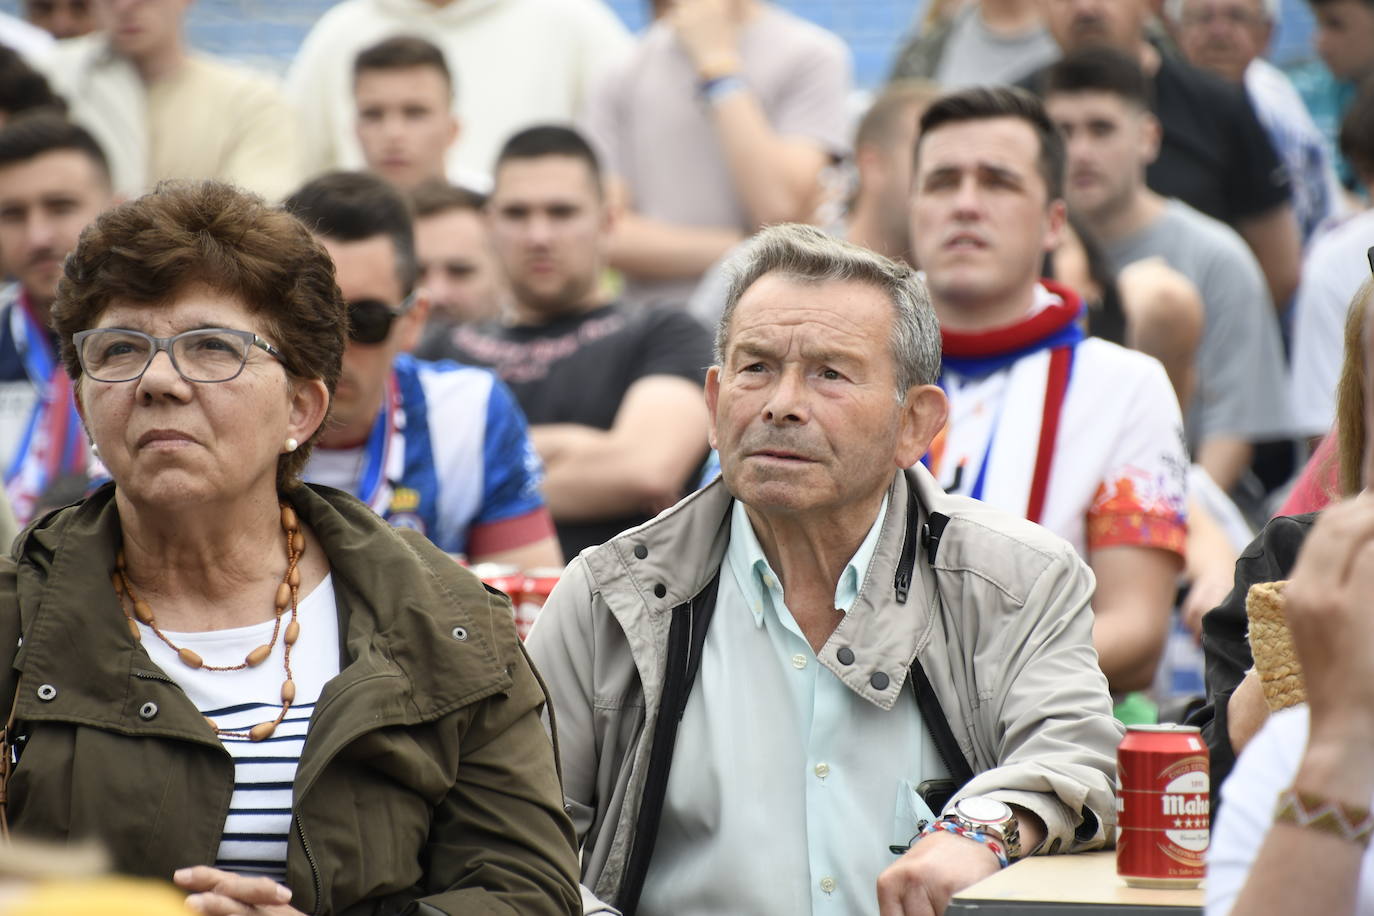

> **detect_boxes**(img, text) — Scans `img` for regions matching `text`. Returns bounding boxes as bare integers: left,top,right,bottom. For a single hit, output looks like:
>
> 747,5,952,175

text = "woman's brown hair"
51,180,347,488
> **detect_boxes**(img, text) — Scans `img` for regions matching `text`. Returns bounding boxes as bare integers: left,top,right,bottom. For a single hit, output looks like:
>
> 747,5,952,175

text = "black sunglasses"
348,292,417,345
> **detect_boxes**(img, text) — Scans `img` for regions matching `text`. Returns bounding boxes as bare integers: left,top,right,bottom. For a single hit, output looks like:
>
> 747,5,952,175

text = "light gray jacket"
526,465,1124,910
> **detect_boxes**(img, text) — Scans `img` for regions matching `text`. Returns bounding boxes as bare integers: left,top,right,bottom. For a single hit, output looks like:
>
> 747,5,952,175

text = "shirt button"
791,654,807,670
820,876,836,894
814,762,830,779
761,573,776,589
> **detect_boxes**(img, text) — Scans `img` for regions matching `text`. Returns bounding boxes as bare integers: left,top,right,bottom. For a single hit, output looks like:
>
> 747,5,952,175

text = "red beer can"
517,567,563,641
471,563,524,617
1117,723,1209,888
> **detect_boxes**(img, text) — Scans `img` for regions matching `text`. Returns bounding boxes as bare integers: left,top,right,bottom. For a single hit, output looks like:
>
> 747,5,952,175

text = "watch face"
958,797,1013,825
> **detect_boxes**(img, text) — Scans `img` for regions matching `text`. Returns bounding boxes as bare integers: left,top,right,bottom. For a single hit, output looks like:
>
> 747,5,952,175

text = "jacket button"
451,626,468,641
633,545,648,559
36,684,56,701
836,647,855,665
870,671,890,691
653,584,667,598
139,702,158,720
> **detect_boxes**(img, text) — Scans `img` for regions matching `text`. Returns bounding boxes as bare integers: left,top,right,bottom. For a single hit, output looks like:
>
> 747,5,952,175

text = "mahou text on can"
1116,723,1209,889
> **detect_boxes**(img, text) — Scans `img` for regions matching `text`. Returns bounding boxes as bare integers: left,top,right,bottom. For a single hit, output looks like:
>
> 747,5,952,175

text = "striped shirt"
137,575,340,880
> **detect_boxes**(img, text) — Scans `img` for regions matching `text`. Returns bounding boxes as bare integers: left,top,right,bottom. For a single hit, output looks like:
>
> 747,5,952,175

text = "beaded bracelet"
919,819,1011,868
1274,788,1374,848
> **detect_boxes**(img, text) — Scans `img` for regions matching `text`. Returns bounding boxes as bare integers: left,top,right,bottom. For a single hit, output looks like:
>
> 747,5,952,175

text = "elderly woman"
0,181,580,915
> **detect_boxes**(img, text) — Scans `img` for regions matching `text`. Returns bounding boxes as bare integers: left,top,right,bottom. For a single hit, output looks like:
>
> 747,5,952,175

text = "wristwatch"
944,797,1023,862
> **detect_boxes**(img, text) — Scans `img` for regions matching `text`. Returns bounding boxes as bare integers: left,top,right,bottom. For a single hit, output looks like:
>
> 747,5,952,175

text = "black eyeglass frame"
72,326,286,384
346,291,418,345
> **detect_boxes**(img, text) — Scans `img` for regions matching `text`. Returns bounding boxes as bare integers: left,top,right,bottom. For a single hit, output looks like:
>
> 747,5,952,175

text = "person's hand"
174,867,306,916
1283,492,1374,743
875,829,1003,916
1181,566,1232,641
666,0,741,79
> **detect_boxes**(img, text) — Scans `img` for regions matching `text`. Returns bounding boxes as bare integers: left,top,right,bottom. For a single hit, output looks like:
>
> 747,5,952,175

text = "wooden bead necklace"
112,504,305,742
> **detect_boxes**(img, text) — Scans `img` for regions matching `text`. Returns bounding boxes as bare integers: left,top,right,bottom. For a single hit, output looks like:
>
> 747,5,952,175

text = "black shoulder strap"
909,658,975,792
907,490,974,796
616,571,721,915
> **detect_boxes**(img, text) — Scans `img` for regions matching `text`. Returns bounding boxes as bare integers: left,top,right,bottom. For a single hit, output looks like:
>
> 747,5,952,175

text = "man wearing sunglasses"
284,171,562,569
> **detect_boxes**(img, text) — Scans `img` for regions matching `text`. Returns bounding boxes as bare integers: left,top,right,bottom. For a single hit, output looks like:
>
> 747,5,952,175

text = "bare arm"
706,93,831,228
1226,669,1270,755
531,376,709,523
1088,545,1181,693
1181,495,1240,638
471,536,564,571
1236,204,1302,312
605,177,745,281
670,0,833,227
1197,436,1253,494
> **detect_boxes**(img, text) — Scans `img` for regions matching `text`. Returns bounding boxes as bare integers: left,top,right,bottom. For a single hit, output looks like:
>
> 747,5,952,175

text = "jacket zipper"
295,813,322,915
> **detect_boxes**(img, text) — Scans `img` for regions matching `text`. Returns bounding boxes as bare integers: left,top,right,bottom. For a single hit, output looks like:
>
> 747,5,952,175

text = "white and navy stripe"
136,576,340,880
210,701,317,879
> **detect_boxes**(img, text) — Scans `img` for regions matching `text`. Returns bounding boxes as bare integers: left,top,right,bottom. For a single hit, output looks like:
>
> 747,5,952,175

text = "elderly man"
527,223,1122,915
1168,0,1342,243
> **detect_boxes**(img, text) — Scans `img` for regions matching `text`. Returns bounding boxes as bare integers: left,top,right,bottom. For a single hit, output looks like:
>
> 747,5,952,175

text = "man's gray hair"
1165,0,1278,23
714,223,942,395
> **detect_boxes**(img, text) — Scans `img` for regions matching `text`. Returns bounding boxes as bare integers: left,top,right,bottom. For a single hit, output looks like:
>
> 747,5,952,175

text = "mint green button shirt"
638,496,949,915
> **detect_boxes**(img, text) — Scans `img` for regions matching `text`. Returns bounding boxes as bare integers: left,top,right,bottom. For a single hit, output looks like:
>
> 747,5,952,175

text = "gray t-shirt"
1103,198,1294,451
582,4,852,308
934,4,1059,89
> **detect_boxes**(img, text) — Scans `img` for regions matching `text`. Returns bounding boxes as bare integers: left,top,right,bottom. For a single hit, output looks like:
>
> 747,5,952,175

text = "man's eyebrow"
977,163,1024,185
731,340,776,358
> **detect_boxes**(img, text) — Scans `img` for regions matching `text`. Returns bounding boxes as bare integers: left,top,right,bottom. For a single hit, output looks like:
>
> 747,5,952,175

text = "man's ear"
1042,198,1068,256
1139,111,1163,166
704,365,721,450
397,290,433,353
895,383,948,469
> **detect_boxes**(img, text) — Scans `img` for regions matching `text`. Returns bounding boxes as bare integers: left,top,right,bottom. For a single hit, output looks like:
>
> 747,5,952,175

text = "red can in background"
1117,724,1209,888
517,567,563,641
471,562,524,607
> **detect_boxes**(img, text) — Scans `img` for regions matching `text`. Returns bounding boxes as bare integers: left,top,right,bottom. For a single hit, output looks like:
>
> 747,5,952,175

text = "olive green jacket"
0,484,581,916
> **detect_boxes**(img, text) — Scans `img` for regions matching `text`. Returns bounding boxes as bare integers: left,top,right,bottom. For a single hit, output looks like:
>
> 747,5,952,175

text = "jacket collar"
579,466,949,711
10,484,511,740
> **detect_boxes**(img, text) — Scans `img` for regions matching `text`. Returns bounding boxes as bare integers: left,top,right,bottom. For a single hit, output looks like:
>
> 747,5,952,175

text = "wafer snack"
1245,580,1306,711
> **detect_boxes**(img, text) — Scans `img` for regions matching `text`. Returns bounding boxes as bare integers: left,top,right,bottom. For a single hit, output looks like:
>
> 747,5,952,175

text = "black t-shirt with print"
428,303,713,558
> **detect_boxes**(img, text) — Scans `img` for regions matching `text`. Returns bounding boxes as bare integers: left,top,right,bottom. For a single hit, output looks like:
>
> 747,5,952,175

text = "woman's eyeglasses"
73,327,284,383
348,292,417,345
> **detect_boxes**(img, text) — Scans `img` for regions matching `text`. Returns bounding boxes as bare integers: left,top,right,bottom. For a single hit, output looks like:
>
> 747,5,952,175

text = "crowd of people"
0,0,1369,913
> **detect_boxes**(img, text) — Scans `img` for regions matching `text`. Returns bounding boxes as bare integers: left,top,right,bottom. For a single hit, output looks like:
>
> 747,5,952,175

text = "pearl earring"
284,437,299,453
